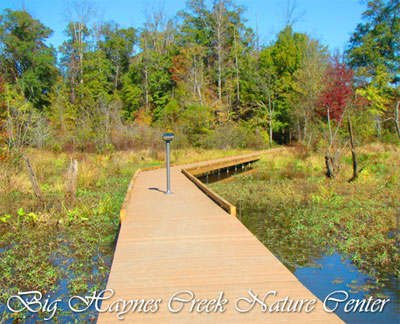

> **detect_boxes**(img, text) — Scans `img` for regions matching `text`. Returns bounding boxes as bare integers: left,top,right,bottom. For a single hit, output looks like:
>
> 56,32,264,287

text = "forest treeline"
0,0,399,156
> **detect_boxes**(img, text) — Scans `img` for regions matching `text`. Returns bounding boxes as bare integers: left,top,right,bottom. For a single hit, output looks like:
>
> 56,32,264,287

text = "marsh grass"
0,147,252,322
210,145,400,286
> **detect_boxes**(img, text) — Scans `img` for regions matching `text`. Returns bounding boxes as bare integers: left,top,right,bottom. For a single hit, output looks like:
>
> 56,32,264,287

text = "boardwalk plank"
97,152,343,323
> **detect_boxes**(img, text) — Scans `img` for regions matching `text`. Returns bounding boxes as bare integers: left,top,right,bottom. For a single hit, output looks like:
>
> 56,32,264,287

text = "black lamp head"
162,132,175,141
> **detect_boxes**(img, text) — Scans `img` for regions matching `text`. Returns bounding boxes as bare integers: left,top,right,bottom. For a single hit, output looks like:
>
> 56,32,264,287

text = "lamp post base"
165,190,173,195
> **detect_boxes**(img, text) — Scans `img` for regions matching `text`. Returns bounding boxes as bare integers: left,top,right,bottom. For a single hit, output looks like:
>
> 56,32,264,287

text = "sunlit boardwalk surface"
97,151,343,323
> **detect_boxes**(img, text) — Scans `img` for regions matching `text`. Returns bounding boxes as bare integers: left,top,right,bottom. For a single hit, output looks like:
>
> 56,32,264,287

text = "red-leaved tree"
318,55,354,121
318,55,354,146
317,55,355,178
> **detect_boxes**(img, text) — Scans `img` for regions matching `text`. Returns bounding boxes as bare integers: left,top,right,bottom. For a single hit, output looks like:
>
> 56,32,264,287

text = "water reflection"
295,253,399,324
206,170,400,324
196,164,257,184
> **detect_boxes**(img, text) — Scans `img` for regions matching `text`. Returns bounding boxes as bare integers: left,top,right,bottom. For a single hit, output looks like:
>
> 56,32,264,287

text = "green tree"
177,0,252,120
59,21,91,105
258,25,309,142
47,77,77,142
291,39,328,142
176,0,212,107
98,23,136,90
0,9,58,108
134,7,176,120
356,63,392,139
347,0,400,84
0,74,6,157
120,70,143,120
170,44,208,106
81,49,113,106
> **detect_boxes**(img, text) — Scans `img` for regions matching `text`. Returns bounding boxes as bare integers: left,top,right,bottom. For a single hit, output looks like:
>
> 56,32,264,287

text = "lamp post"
162,132,174,194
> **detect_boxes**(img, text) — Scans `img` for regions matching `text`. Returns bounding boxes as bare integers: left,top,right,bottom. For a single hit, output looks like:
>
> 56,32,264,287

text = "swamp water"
208,169,400,324
241,210,399,324
294,252,399,323
0,229,118,323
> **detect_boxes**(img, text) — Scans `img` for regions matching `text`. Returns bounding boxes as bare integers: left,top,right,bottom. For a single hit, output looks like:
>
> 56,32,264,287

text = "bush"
198,123,267,149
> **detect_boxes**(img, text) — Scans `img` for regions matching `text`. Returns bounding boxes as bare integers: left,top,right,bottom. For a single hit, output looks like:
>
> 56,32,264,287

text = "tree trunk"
325,149,341,179
71,75,76,104
348,117,360,182
217,44,222,101
325,155,334,178
268,94,273,147
144,62,149,112
234,27,240,105
297,118,301,142
213,0,225,102
23,156,43,202
115,64,120,89
392,101,400,140
255,13,260,73
269,119,273,148
66,158,78,196
327,107,333,146
375,115,382,141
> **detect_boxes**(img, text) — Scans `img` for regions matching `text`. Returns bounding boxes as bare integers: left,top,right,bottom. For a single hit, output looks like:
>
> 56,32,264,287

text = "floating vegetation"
209,146,400,323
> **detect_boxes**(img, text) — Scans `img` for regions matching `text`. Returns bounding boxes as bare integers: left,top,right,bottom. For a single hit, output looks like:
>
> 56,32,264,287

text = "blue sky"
2,0,366,52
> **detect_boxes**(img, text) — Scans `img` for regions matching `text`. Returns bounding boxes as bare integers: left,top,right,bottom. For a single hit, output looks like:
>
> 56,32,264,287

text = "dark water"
295,252,399,324
196,163,256,184
0,258,108,323
237,204,400,323
0,229,119,323
204,168,400,324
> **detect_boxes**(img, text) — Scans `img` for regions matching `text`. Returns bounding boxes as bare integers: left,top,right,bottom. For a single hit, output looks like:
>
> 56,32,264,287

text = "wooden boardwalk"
97,151,343,323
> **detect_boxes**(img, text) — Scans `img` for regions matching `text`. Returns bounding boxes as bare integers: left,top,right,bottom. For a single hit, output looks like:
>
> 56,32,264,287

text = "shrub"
198,123,267,149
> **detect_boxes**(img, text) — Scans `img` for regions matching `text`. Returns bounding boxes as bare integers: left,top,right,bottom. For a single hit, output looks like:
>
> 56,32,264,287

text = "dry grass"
0,147,255,219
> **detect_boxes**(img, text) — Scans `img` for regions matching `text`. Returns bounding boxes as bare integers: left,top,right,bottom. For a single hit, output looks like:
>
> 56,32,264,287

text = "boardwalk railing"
120,152,264,221
182,168,238,216
181,153,262,217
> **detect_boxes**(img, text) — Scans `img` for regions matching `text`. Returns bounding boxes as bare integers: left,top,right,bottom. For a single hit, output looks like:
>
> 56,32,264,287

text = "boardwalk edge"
182,168,237,217
120,168,141,222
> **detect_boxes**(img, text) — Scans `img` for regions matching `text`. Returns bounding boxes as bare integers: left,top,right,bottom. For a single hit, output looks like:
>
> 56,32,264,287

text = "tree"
120,69,143,120
0,74,6,158
356,63,391,140
384,100,400,140
209,0,248,115
317,55,355,178
3,84,39,153
211,0,229,102
99,23,136,90
176,0,251,121
257,94,275,148
59,0,94,105
258,25,309,143
291,38,328,142
347,0,400,84
135,5,176,118
318,54,354,146
178,0,212,48
170,44,207,106
226,6,252,113
176,0,212,107
0,9,58,108
47,77,76,142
